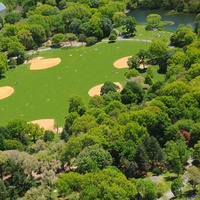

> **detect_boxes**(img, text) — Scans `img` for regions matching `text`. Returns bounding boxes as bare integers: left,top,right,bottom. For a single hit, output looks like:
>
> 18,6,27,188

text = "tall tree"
122,16,137,36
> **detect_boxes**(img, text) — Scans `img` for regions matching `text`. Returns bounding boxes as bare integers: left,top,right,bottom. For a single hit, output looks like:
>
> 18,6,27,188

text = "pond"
127,8,197,30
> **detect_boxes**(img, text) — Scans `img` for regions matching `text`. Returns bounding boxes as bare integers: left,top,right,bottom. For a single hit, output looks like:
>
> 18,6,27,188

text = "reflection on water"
127,8,197,30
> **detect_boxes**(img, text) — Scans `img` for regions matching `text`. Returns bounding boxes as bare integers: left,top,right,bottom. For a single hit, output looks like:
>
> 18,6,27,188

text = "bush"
4,12,22,24
109,34,117,42
110,29,118,36
43,130,54,142
152,167,162,175
4,139,24,150
85,37,98,46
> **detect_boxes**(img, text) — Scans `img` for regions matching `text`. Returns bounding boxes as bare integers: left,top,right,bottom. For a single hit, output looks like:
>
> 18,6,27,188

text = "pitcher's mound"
0,86,14,100
113,56,131,68
88,82,123,96
27,57,61,70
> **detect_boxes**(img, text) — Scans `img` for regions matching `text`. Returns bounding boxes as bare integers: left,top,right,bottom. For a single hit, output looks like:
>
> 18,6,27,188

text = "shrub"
85,37,98,46
109,34,117,42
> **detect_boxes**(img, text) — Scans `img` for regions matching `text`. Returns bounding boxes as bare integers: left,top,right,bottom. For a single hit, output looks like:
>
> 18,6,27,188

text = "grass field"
0,40,164,127
118,24,173,42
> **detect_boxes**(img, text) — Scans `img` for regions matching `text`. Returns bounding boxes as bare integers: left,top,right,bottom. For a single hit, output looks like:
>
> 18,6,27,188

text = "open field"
0,40,164,127
117,24,173,42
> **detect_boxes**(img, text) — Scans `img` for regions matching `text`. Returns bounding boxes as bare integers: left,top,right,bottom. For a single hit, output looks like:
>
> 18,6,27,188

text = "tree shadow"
137,68,147,74
0,75,6,80
164,176,177,182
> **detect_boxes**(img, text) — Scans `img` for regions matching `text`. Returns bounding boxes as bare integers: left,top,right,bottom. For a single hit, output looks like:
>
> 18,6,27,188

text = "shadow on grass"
164,176,177,182
138,68,147,74
0,75,5,80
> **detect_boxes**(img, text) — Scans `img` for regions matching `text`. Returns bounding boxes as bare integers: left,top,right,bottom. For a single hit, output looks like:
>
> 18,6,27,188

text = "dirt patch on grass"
30,119,63,133
27,57,61,70
88,82,123,97
113,56,131,69
0,86,14,100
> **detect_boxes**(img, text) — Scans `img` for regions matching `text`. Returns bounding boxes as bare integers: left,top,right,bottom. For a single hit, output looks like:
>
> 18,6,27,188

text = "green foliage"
76,144,112,173
170,27,197,47
171,177,183,197
161,81,190,99
192,141,200,162
56,168,137,199
123,122,148,144
68,95,87,116
165,139,189,175
51,33,65,46
43,130,54,142
85,36,98,46
122,16,137,36
4,139,24,150
187,166,200,191
4,12,22,24
145,14,162,30
0,52,8,76
133,178,157,200
194,13,200,33
100,81,120,95
109,33,117,41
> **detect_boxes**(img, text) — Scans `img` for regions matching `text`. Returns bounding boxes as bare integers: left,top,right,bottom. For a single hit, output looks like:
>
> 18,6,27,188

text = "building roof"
0,2,6,11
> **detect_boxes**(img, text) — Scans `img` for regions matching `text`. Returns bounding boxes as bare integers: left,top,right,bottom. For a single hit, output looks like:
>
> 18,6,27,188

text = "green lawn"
118,24,173,42
0,40,164,126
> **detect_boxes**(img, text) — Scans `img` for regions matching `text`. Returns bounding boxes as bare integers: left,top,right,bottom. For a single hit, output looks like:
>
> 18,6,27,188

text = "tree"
165,139,189,175
121,87,137,104
135,144,150,173
145,14,162,30
85,36,98,46
161,81,190,100
149,40,168,63
17,29,34,50
192,141,200,162
187,166,200,193
170,27,197,47
6,119,28,145
100,81,120,95
143,136,165,169
29,24,47,46
7,41,25,59
194,13,200,33
27,14,50,37
0,53,8,76
0,151,8,179
71,115,98,136
112,12,126,27
122,16,137,36
123,122,148,145
65,33,78,46
43,130,54,142
51,33,65,46
25,123,44,143
50,14,65,34
76,144,112,173
189,123,200,147
171,177,183,197
127,55,140,69
88,95,104,109
4,12,21,24
101,16,112,38
68,95,87,116
124,81,145,103
109,33,117,42
132,178,157,200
